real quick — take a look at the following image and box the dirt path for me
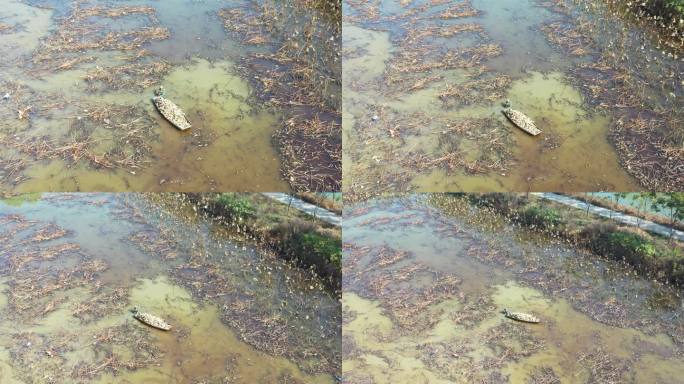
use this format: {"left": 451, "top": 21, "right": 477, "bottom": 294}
{"left": 261, "top": 193, "right": 341, "bottom": 226}
{"left": 534, "top": 193, "right": 684, "bottom": 241}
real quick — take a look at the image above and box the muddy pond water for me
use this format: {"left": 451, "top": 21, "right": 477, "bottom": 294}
{"left": 0, "top": 193, "right": 340, "bottom": 383}
{"left": 342, "top": 195, "right": 684, "bottom": 383}
{"left": 342, "top": 0, "right": 682, "bottom": 194}
{"left": 0, "top": 0, "right": 339, "bottom": 192}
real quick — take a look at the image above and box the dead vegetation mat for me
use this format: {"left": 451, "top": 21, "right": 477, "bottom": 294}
{"left": 122, "top": 198, "right": 341, "bottom": 377}
{"left": 28, "top": 2, "right": 171, "bottom": 87}
{"left": 219, "top": 0, "right": 342, "bottom": 191}
{"left": 342, "top": 0, "right": 516, "bottom": 200}
{"left": 0, "top": 80, "right": 157, "bottom": 188}
{"left": 537, "top": 0, "right": 684, "bottom": 190}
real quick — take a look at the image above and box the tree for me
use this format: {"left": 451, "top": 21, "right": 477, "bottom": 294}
{"left": 614, "top": 192, "right": 627, "bottom": 207}
{"left": 652, "top": 193, "right": 684, "bottom": 240}
{"left": 609, "top": 192, "right": 627, "bottom": 219}
{"left": 633, "top": 192, "right": 649, "bottom": 229}
{"left": 584, "top": 192, "right": 592, "bottom": 217}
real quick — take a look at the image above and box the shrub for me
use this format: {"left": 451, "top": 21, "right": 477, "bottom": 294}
{"left": 297, "top": 232, "right": 342, "bottom": 267}
{"left": 669, "top": 257, "right": 684, "bottom": 285}
{"left": 579, "top": 222, "right": 617, "bottom": 241}
{"left": 214, "top": 194, "right": 256, "bottom": 220}
{"left": 515, "top": 205, "right": 562, "bottom": 229}
{"left": 271, "top": 219, "right": 341, "bottom": 282}
{"left": 467, "top": 193, "right": 527, "bottom": 214}
{"left": 640, "top": 0, "right": 684, "bottom": 18}
{"left": 605, "top": 231, "right": 657, "bottom": 267}
{"left": 271, "top": 218, "right": 317, "bottom": 240}
{"left": 661, "top": 0, "right": 684, "bottom": 15}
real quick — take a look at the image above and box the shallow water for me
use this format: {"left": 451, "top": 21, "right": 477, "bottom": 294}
{"left": 341, "top": 0, "right": 680, "bottom": 193}
{"left": 342, "top": 196, "right": 684, "bottom": 383}
{"left": 413, "top": 71, "right": 637, "bottom": 191}
{"left": 0, "top": 193, "right": 339, "bottom": 382}
{"left": 0, "top": 0, "right": 337, "bottom": 192}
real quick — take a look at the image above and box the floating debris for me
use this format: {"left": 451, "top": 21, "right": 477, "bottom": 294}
{"left": 501, "top": 308, "right": 541, "bottom": 323}
{"left": 502, "top": 108, "right": 542, "bottom": 136}
{"left": 152, "top": 87, "right": 191, "bottom": 131}
{"left": 131, "top": 307, "right": 172, "bottom": 331}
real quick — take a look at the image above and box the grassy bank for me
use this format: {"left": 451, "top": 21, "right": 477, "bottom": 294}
{"left": 187, "top": 193, "right": 341, "bottom": 293}
{"left": 460, "top": 193, "right": 684, "bottom": 286}
{"left": 295, "top": 192, "right": 343, "bottom": 215}
{"left": 639, "top": 0, "right": 684, "bottom": 19}
{"left": 568, "top": 193, "right": 684, "bottom": 232}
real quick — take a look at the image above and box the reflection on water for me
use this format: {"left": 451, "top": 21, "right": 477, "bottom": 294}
{"left": 0, "top": 193, "right": 339, "bottom": 383}
{"left": 342, "top": 195, "right": 684, "bottom": 383}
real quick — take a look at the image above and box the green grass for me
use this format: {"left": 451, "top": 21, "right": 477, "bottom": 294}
{"left": 288, "top": 231, "right": 341, "bottom": 269}
{"left": 641, "top": 0, "right": 684, "bottom": 17}
{"left": 515, "top": 206, "right": 562, "bottom": 230}
{"left": 581, "top": 223, "right": 684, "bottom": 284}
{"left": 663, "top": 0, "right": 684, "bottom": 15}
{"left": 192, "top": 193, "right": 342, "bottom": 292}
{"left": 214, "top": 193, "right": 256, "bottom": 220}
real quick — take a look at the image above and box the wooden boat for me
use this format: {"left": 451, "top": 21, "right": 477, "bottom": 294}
{"left": 502, "top": 108, "right": 541, "bottom": 136}
{"left": 152, "top": 95, "right": 191, "bottom": 131}
{"left": 502, "top": 308, "right": 540, "bottom": 324}
{"left": 131, "top": 307, "right": 172, "bottom": 331}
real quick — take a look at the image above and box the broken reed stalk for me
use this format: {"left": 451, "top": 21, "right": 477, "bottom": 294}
{"left": 537, "top": 0, "right": 684, "bottom": 190}
{"left": 218, "top": 0, "right": 342, "bottom": 192}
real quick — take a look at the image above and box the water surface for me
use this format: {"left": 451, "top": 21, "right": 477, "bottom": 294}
{"left": 342, "top": 0, "right": 681, "bottom": 194}
{"left": 0, "top": 193, "right": 340, "bottom": 382}
{"left": 342, "top": 195, "right": 684, "bottom": 382}
{"left": 0, "top": 0, "right": 340, "bottom": 192}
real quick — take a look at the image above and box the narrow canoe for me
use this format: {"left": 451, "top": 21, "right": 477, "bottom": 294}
{"left": 502, "top": 108, "right": 541, "bottom": 136}
{"left": 502, "top": 309, "right": 540, "bottom": 324}
{"left": 152, "top": 96, "right": 191, "bottom": 131}
{"left": 133, "top": 311, "right": 172, "bottom": 331}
